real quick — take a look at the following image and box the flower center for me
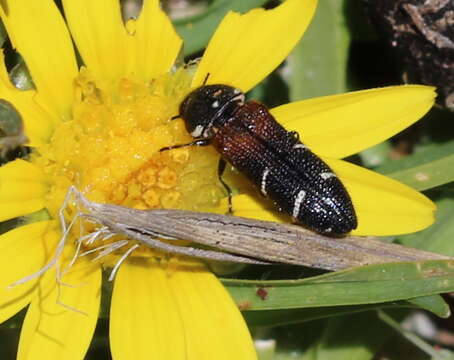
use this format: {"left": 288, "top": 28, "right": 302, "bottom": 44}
{"left": 31, "top": 67, "right": 227, "bottom": 258}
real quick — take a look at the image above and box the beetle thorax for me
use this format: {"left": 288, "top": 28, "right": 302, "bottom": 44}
{"left": 179, "top": 84, "right": 245, "bottom": 139}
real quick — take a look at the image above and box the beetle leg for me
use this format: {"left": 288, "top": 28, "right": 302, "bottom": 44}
{"left": 159, "top": 139, "right": 211, "bottom": 152}
{"left": 217, "top": 158, "right": 233, "bottom": 214}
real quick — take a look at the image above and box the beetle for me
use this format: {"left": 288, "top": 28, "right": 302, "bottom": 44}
{"left": 162, "top": 84, "right": 357, "bottom": 236}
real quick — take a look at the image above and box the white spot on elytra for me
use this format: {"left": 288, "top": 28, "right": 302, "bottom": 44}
{"left": 261, "top": 168, "right": 270, "bottom": 195}
{"left": 322, "top": 197, "right": 335, "bottom": 207}
{"left": 320, "top": 172, "right": 336, "bottom": 180}
{"left": 191, "top": 125, "right": 204, "bottom": 137}
{"left": 293, "top": 144, "right": 307, "bottom": 150}
{"left": 212, "top": 100, "right": 220, "bottom": 108}
{"left": 292, "top": 190, "right": 307, "bottom": 218}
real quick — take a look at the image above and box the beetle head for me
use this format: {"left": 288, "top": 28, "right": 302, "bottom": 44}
{"left": 179, "top": 84, "right": 245, "bottom": 138}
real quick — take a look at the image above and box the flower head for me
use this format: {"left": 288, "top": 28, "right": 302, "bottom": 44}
{"left": 0, "top": 0, "right": 435, "bottom": 359}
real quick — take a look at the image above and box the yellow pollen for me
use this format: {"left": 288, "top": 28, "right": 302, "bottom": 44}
{"left": 161, "top": 191, "right": 182, "bottom": 209}
{"left": 31, "top": 67, "right": 228, "bottom": 259}
{"left": 143, "top": 189, "right": 160, "bottom": 208}
{"left": 157, "top": 167, "right": 178, "bottom": 189}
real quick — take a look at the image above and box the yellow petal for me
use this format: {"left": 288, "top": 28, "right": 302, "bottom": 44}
{"left": 110, "top": 259, "right": 186, "bottom": 360}
{"left": 0, "top": 159, "right": 45, "bottom": 181}
{"left": 62, "top": 0, "right": 128, "bottom": 92}
{"left": 0, "top": 221, "right": 57, "bottom": 324}
{"left": 230, "top": 193, "right": 287, "bottom": 224}
{"left": 110, "top": 258, "right": 256, "bottom": 360}
{"left": 0, "top": 181, "right": 47, "bottom": 202}
{"left": 166, "top": 259, "right": 257, "bottom": 360}
{"left": 0, "top": 0, "right": 78, "bottom": 120}
{"left": 17, "top": 259, "right": 101, "bottom": 360}
{"left": 271, "top": 85, "right": 436, "bottom": 159}
{"left": 193, "top": 0, "right": 317, "bottom": 92}
{"left": 0, "top": 52, "right": 56, "bottom": 146}
{"left": 125, "top": 0, "right": 182, "bottom": 82}
{"left": 0, "top": 200, "right": 45, "bottom": 222}
{"left": 231, "top": 159, "right": 435, "bottom": 236}
{"left": 0, "top": 160, "right": 47, "bottom": 221}
{"left": 325, "top": 158, "right": 436, "bottom": 236}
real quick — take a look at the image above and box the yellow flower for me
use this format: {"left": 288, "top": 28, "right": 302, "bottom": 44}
{"left": 0, "top": 0, "right": 435, "bottom": 360}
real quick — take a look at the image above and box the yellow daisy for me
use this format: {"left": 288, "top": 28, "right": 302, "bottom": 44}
{"left": 0, "top": 0, "right": 436, "bottom": 359}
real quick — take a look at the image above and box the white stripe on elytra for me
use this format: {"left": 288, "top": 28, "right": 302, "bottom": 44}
{"left": 320, "top": 172, "right": 336, "bottom": 180}
{"left": 261, "top": 168, "right": 270, "bottom": 196}
{"left": 292, "top": 190, "right": 307, "bottom": 218}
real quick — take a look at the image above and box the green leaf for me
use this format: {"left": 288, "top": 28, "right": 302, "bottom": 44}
{"left": 378, "top": 141, "right": 454, "bottom": 261}
{"left": 377, "top": 311, "right": 450, "bottom": 359}
{"left": 174, "top": 0, "right": 267, "bottom": 56}
{"left": 376, "top": 140, "right": 454, "bottom": 191}
{"left": 288, "top": 0, "right": 350, "bottom": 101}
{"left": 244, "top": 296, "right": 449, "bottom": 328}
{"left": 377, "top": 140, "right": 454, "bottom": 175}
{"left": 244, "top": 303, "right": 413, "bottom": 327}
{"left": 311, "top": 312, "right": 391, "bottom": 360}
{"left": 359, "top": 141, "right": 393, "bottom": 168}
{"left": 224, "top": 260, "right": 454, "bottom": 310}
{"left": 386, "top": 154, "right": 454, "bottom": 191}
{"left": 408, "top": 295, "right": 450, "bottom": 318}
{"left": 398, "top": 196, "right": 454, "bottom": 257}
{"left": 273, "top": 321, "right": 325, "bottom": 360}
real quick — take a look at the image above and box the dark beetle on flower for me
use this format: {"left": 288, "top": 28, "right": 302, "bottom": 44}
{"left": 163, "top": 83, "right": 357, "bottom": 236}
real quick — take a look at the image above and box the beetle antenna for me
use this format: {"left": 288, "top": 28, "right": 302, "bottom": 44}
{"left": 170, "top": 114, "right": 180, "bottom": 120}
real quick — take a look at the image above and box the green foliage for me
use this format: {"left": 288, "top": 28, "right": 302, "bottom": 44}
{"left": 225, "top": 260, "right": 454, "bottom": 314}
{"left": 288, "top": 0, "right": 350, "bottom": 101}
{"left": 174, "top": 0, "right": 268, "bottom": 56}
{"left": 2, "top": 0, "right": 454, "bottom": 359}
{"left": 211, "top": 0, "right": 454, "bottom": 358}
